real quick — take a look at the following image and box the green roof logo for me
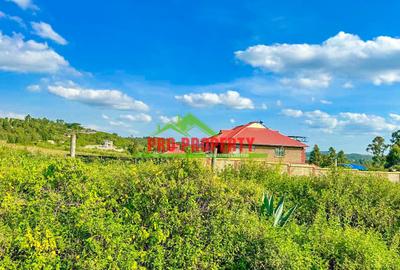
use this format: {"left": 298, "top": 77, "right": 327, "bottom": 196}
{"left": 153, "top": 113, "right": 217, "bottom": 137}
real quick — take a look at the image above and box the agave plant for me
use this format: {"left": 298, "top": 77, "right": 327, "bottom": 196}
{"left": 260, "top": 193, "right": 297, "bottom": 227}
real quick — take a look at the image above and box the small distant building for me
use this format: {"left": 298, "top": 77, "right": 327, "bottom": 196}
{"left": 103, "top": 140, "right": 114, "bottom": 149}
{"left": 84, "top": 140, "right": 123, "bottom": 152}
{"left": 210, "top": 121, "right": 308, "bottom": 164}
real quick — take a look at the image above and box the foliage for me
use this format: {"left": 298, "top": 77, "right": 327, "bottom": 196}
{"left": 0, "top": 115, "right": 148, "bottom": 152}
{"left": 391, "top": 130, "right": 400, "bottom": 145}
{"left": 366, "top": 136, "right": 388, "bottom": 169}
{"left": 0, "top": 149, "right": 400, "bottom": 269}
{"left": 260, "top": 193, "right": 297, "bottom": 227}
{"left": 321, "top": 147, "right": 337, "bottom": 167}
{"left": 337, "top": 150, "right": 348, "bottom": 164}
{"left": 309, "top": 145, "right": 349, "bottom": 168}
{"left": 308, "top": 144, "right": 323, "bottom": 166}
{"left": 386, "top": 144, "right": 400, "bottom": 169}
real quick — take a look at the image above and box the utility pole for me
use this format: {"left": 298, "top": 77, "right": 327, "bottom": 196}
{"left": 70, "top": 133, "right": 76, "bottom": 158}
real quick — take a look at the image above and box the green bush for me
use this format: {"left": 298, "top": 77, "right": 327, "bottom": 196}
{"left": 0, "top": 149, "right": 399, "bottom": 269}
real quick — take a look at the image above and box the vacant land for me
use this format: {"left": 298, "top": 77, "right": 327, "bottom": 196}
{"left": 0, "top": 147, "right": 399, "bottom": 269}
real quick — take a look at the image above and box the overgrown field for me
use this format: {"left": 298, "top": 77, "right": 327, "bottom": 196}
{"left": 0, "top": 147, "right": 400, "bottom": 269}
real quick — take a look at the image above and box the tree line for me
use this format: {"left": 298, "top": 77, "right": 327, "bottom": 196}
{"left": 0, "top": 115, "right": 147, "bottom": 151}
{"left": 365, "top": 131, "right": 400, "bottom": 170}
{"left": 308, "top": 145, "right": 348, "bottom": 167}
{"left": 308, "top": 130, "right": 400, "bottom": 170}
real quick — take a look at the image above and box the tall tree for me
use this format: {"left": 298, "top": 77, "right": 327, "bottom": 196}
{"left": 391, "top": 130, "right": 400, "bottom": 145}
{"left": 309, "top": 144, "right": 323, "bottom": 166}
{"left": 386, "top": 144, "right": 400, "bottom": 168}
{"left": 337, "top": 150, "right": 348, "bottom": 164}
{"left": 366, "top": 136, "right": 387, "bottom": 168}
{"left": 322, "top": 147, "right": 337, "bottom": 167}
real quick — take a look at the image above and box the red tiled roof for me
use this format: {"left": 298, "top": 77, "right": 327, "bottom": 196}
{"left": 164, "top": 143, "right": 185, "bottom": 154}
{"left": 211, "top": 122, "right": 307, "bottom": 148}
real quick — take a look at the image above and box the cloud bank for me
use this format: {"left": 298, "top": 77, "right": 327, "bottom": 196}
{"left": 6, "top": 0, "right": 38, "bottom": 10}
{"left": 31, "top": 22, "right": 68, "bottom": 45}
{"left": 48, "top": 83, "right": 149, "bottom": 111}
{"left": 236, "top": 32, "right": 400, "bottom": 88}
{"left": 0, "top": 32, "right": 69, "bottom": 73}
{"left": 282, "top": 109, "right": 398, "bottom": 134}
{"left": 175, "top": 90, "right": 254, "bottom": 109}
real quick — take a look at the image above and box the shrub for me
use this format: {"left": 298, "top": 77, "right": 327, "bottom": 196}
{"left": 0, "top": 149, "right": 399, "bottom": 269}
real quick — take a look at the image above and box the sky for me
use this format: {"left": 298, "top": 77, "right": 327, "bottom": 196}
{"left": 2, "top": 0, "right": 400, "bottom": 153}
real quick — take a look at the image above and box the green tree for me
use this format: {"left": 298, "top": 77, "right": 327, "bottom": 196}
{"left": 390, "top": 130, "right": 400, "bottom": 145}
{"left": 366, "top": 136, "right": 387, "bottom": 168}
{"left": 309, "top": 144, "right": 323, "bottom": 166}
{"left": 337, "top": 150, "right": 348, "bottom": 164}
{"left": 386, "top": 144, "right": 400, "bottom": 168}
{"left": 322, "top": 147, "right": 337, "bottom": 167}
{"left": 127, "top": 142, "right": 140, "bottom": 155}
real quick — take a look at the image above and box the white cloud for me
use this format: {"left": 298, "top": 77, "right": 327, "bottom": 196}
{"left": 119, "top": 113, "right": 152, "bottom": 123}
{"left": 47, "top": 83, "right": 149, "bottom": 111}
{"left": 109, "top": 120, "right": 130, "bottom": 128}
{"left": 0, "top": 11, "right": 25, "bottom": 27}
{"left": 6, "top": 0, "right": 38, "bottom": 10}
{"left": 280, "top": 73, "right": 332, "bottom": 89}
{"left": 236, "top": 31, "right": 400, "bottom": 87}
{"left": 276, "top": 100, "right": 282, "bottom": 106}
{"left": 260, "top": 103, "right": 268, "bottom": 110}
{"left": 101, "top": 113, "right": 151, "bottom": 129}
{"left": 0, "top": 111, "right": 26, "bottom": 119}
{"left": 0, "top": 32, "right": 69, "bottom": 73}
{"left": 283, "top": 109, "right": 398, "bottom": 134}
{"left": 175, "top": 90, "right": 254, "bottom": 109}
{"left": 159, "top": 115, "right": 179, "bottom": 124}
{"left": 390, "top": 113, "right": 400, "bottom": 122}
{"left": 230, "top": 118, "right": 236, "bottom": 124}
{"left": 282, "top": 109, "right": 303, "bottom": 118}
{"left": 302, "top": 110, "right": 340, "bottom": 133}
{"left": 320, "top": 99, "right": 332, "bottom": 105}
{"left": 26, "top": 84, "right": 41, "bottom": 92}
{"left": 342, "top": 82, "right": 354, "bottom": 89}
{"left": 31, "top": 22, "right": 67, "bottom": 45}
{"left": 339, "top": 112, "right": 397, "bottom": 132}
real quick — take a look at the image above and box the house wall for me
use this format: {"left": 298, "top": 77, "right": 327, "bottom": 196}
{"left": 236, "top": 145, "right": 305, "bottom": 164}
{"left": 203, "top": 159, "right": 400, "bottom": 184}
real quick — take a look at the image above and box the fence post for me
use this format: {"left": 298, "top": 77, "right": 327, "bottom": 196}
{"left": 70, "top": 133, "right": 76, "bottom": 158}
{"left": 211, "top": 147, "right": 218, "bottom": 171}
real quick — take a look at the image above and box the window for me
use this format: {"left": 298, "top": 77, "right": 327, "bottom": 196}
{"left": 235, "top": 144, "right": 241, "bottom": 153}
{"left": 275, "top": 147, "right": 285, "bottom": 157}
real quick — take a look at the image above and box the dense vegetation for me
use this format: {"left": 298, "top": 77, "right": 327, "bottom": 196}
{"left": 0, "top": 147, "right": 399, "bottom": 269}
{"left": 0, "top": 115, "right": 147, "bottom": 152}
{"left": 308, "top": 146, "right": 350, "bottom": 167}
{"left": 307, "top": 148, "right": 372, "bottom": 167}
{"left": 365, "top": 131, "right": 400, "bottom": 170}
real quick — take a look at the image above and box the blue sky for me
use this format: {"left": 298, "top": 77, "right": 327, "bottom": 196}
{"left": 2, "top": 0, "right": 400, "bottom": 153}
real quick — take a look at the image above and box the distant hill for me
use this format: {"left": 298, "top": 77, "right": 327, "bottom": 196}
{"left": 345, "top": 153, "right": 372, "bottom": 163}
{"left": 306, "top": 151, "right": 372, "bottom": 164}
{"left": 0, "top": 115, "right": 146, "bottom": 151}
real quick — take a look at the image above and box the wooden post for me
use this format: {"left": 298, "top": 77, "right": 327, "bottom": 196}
{"left": 211, "top": 146, "right": 218, "bottom": 171}
{"left": 70, "top": 133, "right": 76, "bottom": 158}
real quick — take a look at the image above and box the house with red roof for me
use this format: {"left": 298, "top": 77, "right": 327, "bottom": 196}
{"left": 210, "top": 121, "right": 308, "bottom": 164}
